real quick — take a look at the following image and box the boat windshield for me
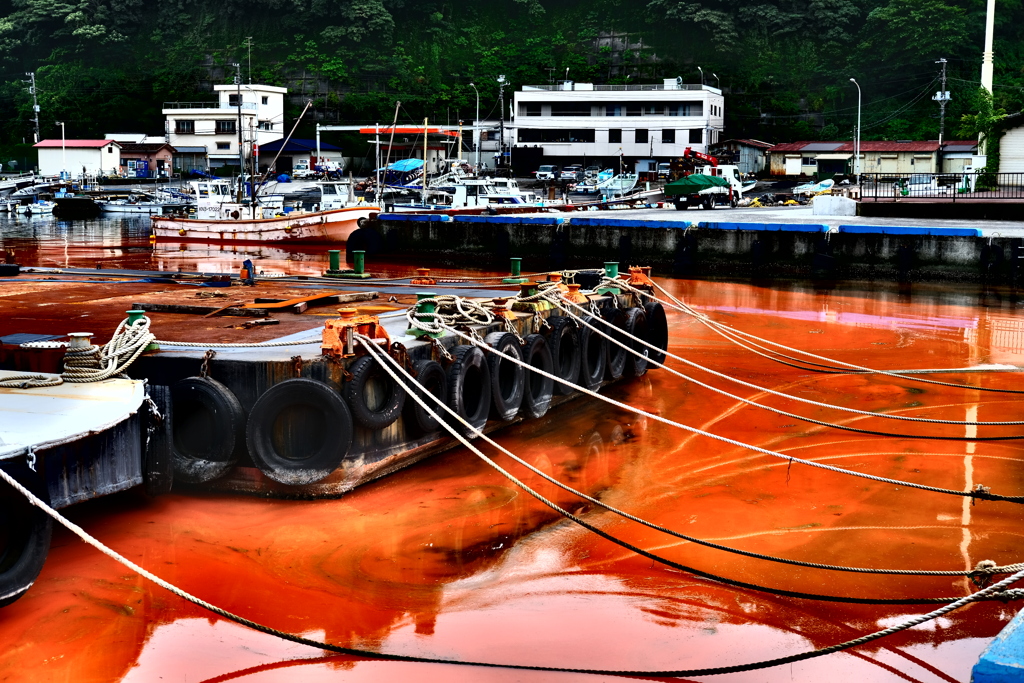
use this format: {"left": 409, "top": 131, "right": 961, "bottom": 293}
{"left": 321, "top": 185, "right": 338, "bottom": 195}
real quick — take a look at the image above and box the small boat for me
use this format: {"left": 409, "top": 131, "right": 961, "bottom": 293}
{"left": 595, "top": 172, "right": 639, "bottom": 198}
{"left": 97, "top": 194, "right": 192, "bottom": 215}
{"left": 17, "top": 200, "right": 55, "bottom": 215}
{"left": 151, "top": 179, "right": 379, "bottom": 243}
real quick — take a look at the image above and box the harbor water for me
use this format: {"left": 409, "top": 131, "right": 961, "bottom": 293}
{"left": 1, "top": 213, "right": 1023, "bottom": 681}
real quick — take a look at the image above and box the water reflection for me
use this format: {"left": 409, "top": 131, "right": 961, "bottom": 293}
{"left": 2, "top": 227, "right": 1024, "bottom": 682}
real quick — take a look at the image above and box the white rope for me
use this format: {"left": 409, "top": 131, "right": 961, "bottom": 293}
{"left": 434, "top": 320, "right": 1024, "bottom": 503}
{"left": 0, "top": 317, "right": 156, "bottom": 389}
{"left": 578, "top": 282, "right": 1024, "bottom": 427}
{"left": 358, "top": 334, "right": 1024, "bottom": 579}
{"left": 648, "top": 279, "right": 1024, "bottom": 392}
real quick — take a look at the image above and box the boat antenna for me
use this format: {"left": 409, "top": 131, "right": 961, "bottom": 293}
{"left": 253, "top": 99, "right": 312, "bottom": 199}
{"left": 378, "top": 99, "right": 402, "bottom": 206}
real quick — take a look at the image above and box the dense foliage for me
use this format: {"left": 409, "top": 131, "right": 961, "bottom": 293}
{"left": 0, "top": 0, "right": 1020, "bottom": 153}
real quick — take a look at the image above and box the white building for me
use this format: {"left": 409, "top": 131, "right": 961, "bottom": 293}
{"left": 163, "top": 84, "right": 286, "bottom": 169}
{"left": 512, "top": 79, "right": 724, "bottom": 167}
{"left": 33, "top": 139, "right": 121, "bottom": 177}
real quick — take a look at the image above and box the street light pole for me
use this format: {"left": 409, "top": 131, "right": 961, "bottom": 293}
{"left": 697, "top": 66, "right": 704, "bottom": 86}
{"left": 849, "top": 78, "right": 861, "bottom": 179}
{"left": 55, "top": 121, "right": 65, "bottom": 178}
{"left": 469, "top": 82, "right": 480, "bottom": 172}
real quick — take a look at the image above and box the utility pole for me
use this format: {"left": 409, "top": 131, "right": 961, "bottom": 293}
{"left": 245, "top": 37, "right": 253, "bottom": 84}
{"left": 25, "top": 72, "right": 39, "bottom": 144}
{"left": 979, "top": 0, "right": 996, "bottom": 159}
{"left": 234, "top": 63, "right": 244, "bottom": 201}
{"left": 497, "top": 75, "right": 507, "bottom": 170}
{"left": 933, "top": 59, "right": 951, "bottom": 173}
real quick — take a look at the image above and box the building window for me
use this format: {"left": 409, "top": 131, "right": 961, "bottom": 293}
{"left": 522, "top": 103, "right": 542, "bottom": 116}
{"left": 642, "top": 105, "right": 661, "bottom": 115}
{"left": 107, "top": 146, "right": 114, "bottom": 153}
{"left": 609, "top": 129, "right": 622, "bottom": 144}
{"left": 688, "top": 129, "right": 703, "bottom": 144}
{"left": 217, "top": 142, "right": 230, "bottom": 150}
{"left": 802, "top": 157, "right": 815, "bottom": 166}
{"left": 670, "top": 103, "right": 703, "bottom": 117}
{"left": 261, "top": 96, "right": 269, "bottom": 105}
{"left": 228, "top": 94, "right": 240, "bottom": 106}
{"left": 216, "top": 120, "right": 236, "bottom": 133}
{"left": 626, "top": 105, "right": 642, "bottom": 117}
{"left": 175, "top": 120, "right": 194, "bottom": 134}
{"left": 516, "top": 129, "right": 595, "bottom": 143}
{"left": 662, "top": 129, "right": 676, "bottom": 144}
{"left": 259, "top": 121, "right": 273, "bottom": 131}
{"left": 606, "top": 105, "right": 622, "bottom": 117}
{"left": 635, "top": 129, "right": 648, "bottom": 144}
{"left": 550, "top": 103, "right": 591, "bottom": 117}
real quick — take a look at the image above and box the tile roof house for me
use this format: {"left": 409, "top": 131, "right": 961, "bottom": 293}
{"left": 767, "top": 140, "right": 977, "bottom": 176}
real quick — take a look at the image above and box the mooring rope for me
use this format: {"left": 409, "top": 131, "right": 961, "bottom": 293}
{"left": 539, "top": 292, "right": 1024, "bottom": 442}
{"left": 426, "top": 319, "right": 1024, "bottom": 505}
{"left": 0, "top": 317, "right": 156, "bottom": 389}
{"left": 1, "top": 462, "right": 1019, "bottom": 677}
{"left": 361, "top": 334, "right": 1023, "bottom": 580}
{"left": 644, "top": 279, "right": 1024, "bottom": 395}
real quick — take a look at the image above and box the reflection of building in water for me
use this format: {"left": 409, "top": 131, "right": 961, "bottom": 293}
{"left": 965, "top": 313, "right": 1024, "bottom": 365}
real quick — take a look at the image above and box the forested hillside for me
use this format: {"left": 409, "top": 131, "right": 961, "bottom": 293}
{"left": 0, "top": 0, "right": 1019, "bottom": 149}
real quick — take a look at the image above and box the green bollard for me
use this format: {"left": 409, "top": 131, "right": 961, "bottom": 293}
{"left": 324, "top": 248, "right": 372, "bottom": 279}
{"left": 408, "top": 291, "right": 442, "bottom": 338}
{"left": 126, "top": 309, "right": 159, "bottom": 351}
{"left": 598, "top": 261, "right": 621, "bottom": 295}
{"left": 502, "top": 257, "right": 529, "bottom": 284}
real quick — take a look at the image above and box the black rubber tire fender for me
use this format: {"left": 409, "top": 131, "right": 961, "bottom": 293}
{"left": 170, "top": 376, "right": 244, "bottom": 484}
{"left": 599, "top": 307, "right": 629, "bottom": 381}
{"left": 483, "top": 332, "right": 526, "bottom": 421}
{"left": 622, "top": 307, "right": 650, "bottom": 377}
{"left": 342, "top": 355, "right": 406, "bottom": 430}
{"left": 546, "top": 316, "right": 581, "bottom": 396}
{"left": 520, "top": 333, "right": 554, "bottom": 419}
{"left": 643, "top": 301, "right": 669, "bottom": 367}
{"left": 445, "top": 345, "right": 491, "bottom": 436}
{"left": 405, "top": 359, "right": 448, "bottom": 433}
{"left": 246, "top": 378, "right": 354, "bottom": 486}
{"left": 578, "top": 315, "right": 607, "bottom": 391}
{"left": 0, "top": 467, "right": 53, "bottom": 608}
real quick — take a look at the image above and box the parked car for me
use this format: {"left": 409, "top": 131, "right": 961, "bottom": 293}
{"left": 562, "top": 164, "right": 584, "bottom": 182}
{"left": 657, "top": 162, "right": 672, "bottom": 180}
{"left": 894, "top": 174, "right": 950, "bottom": 196}
{"left": 534, "top": 164, "right": 560, "bottom": 181}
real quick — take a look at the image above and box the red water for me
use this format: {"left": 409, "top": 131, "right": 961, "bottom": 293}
{"left": 2, "top": 217, "right": 1024, "bottom": 682}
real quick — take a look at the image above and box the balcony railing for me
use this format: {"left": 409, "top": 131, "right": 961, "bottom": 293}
{"left": 163, "top": 101, "right": 257, "bottom": 110}
{"left": 861, "top": 172, "right": 1024, "bottom": 201}
{"left": 523, "top": 84, "right": 711, "bottom": 92}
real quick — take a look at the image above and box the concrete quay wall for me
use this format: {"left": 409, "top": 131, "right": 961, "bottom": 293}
{"left": 363, "top": 214, "right": 1017, "bottom": 283}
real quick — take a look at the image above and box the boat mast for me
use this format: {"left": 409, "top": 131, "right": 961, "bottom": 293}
{"left": 235, "top": 63, "right": 244, "bottom": 203}
{"left": 422, "top": 117, "right": 428, "bottom": 207}
{"left": 380, "top": 100, "right": 402, "bottom": 206}
{"left": 374, "top": 123, "right": 381, "bottom": 206}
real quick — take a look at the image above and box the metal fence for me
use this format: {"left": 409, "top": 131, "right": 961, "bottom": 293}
{"left": 861, "top": 172, "right": 1024, "bottom": 201}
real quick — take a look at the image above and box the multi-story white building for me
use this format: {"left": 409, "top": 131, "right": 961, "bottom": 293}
{"left": 162, "top": 84, "right": 286, "bottom": 169}
{"left": 512, "top": 79, "right": 724, "bottom": 167}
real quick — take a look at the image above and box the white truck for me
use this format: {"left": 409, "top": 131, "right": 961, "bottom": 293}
{"left": 665, "top": 164, "right": 752, "bottom": 210}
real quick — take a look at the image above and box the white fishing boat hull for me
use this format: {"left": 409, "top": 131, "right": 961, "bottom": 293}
{"left": 99, "top": 202, "right": 186, "bottom": 215}
{"left": 151, "top": 206, "right": 380, "bottom": 243}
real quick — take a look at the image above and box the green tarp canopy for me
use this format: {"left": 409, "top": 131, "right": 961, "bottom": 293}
{"left": 664, "top": 173, "right": 731, "bottom": 196}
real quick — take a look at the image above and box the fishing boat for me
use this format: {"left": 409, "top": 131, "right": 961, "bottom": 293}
{"left": 16, "top": 200, "right": 55, "bottom": 215}
{"left": 151, "top": 179, "right": 379, "bottom": 243}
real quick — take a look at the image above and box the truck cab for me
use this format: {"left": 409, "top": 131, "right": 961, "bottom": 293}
{"left": 696, "top": 165, "right": 749, "bottom": 197}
